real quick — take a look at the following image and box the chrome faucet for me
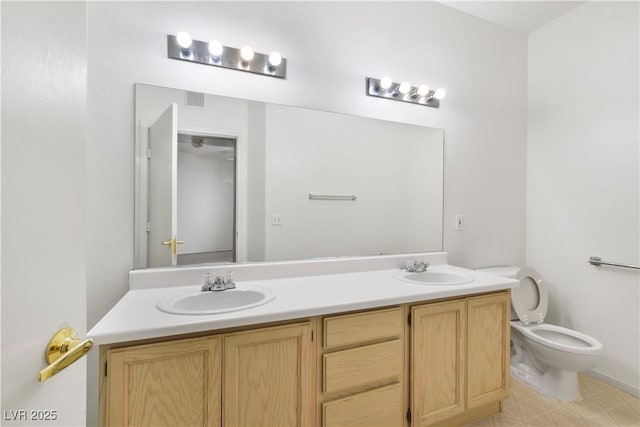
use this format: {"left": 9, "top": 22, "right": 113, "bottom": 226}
{"left": 211, "top": 276, "right": 226, "bottom": 291}
{"left": 201, "top": 272, "right": 236, "bottom": 291}
{"left": 403, "top": 260, "right": 429, "bottom": 273}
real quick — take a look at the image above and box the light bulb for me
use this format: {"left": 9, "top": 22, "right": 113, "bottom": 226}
{"left": 398, "top": 82, "right": 411, "bottom": 95}
{"left": 380, "top": 77, "right": 393, "bottom": 90}
{"left": 240, "top": 46, "right": 254, "bottom": 62}
{"left": 434, "top": 88, "right": 446, "bottom": 100}
{"left": 176, "top": 32, "right": 192, "bottom": 50}
{"left": 268, "top": 52, "right": 282, "bottom": 67}
{"left": 417, "top": 85, "right": 430, "bottom": 97}
{"left": 208, "top": 40, "right": 223, "bottom": 57}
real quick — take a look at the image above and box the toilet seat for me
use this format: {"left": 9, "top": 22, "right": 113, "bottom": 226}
{"left": 512, "top": 267, "right": 548, "bottom": 325}
{"left": 511, "top": 321, "right": 603, "bottom": 355}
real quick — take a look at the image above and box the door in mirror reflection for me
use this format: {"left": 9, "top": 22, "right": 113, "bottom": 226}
{"left": 147, "top": 103, "right": 177, "bottom": 267}
{"left": 144, "top": 103, "right": 237, "bottom": 268}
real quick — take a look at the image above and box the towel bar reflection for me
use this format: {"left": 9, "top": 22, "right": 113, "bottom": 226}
{"left": 588, "top": 256, "right": 640, "bottom": 270}
{"left": 308, "top": 193, "right": 357, "bottom": 201}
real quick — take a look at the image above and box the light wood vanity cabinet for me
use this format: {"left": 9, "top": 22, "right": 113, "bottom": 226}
{"left": 466, "top": 293, "right": 511, "bottom": 408}
{"left": 223, "top": 323, "right": 314, "bottom": 427}
{"left": 411, "top": 292, "right": 511, "bottom": 427}
{"left": 411, "top": 300, "right": 467, "bottom": 425}
{"left": 100, "top": 291, "right": 510, "bottom": 427}
{"left": 102, "top": 323, "right": 314, "bottom": 427}
{"left": 319, "top": 307, "right": 405, "bottom": 427}
{"left": 104, "top": 336, "right": 222, "bottom": 427}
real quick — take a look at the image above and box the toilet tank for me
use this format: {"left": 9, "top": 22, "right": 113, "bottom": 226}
{"left": 475, "top": 266, "right": 520, "bottom": 279}
{"left": 476, "top": 266, "right": 521, "bottom": 320}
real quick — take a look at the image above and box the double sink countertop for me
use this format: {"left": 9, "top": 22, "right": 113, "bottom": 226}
{"left": 89, "top": 254, "right": 519, "bottom": 345}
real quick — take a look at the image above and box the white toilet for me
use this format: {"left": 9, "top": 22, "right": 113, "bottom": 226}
{"left": 477, "top": 266, "right": 603, "bottom": 402}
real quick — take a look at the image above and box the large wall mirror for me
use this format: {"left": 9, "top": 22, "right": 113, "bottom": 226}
{"left": 134, "top": 83, "right": 444, "bottom": 269}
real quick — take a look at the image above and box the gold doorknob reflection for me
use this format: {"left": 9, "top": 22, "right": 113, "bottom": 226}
{"left": 162, "top": 237, "right": 184, "bottom": 257}
{"left": 161, "top": 240, "right": 185, "bottom": 245}
{"left": 38, "top": 327, "right": 93, "bottom": 382}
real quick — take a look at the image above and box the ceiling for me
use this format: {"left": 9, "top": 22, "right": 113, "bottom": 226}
{"left": 438, "top": 1, "right": 584, "bottom": 33}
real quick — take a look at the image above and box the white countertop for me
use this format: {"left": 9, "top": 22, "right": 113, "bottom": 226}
{"left": 88, "top": 263, "right": 518, "bottom": 345}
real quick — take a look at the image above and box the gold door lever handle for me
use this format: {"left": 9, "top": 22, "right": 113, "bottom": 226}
{"left": 37, "top": 327, "right": 93, "bottom": 382}
{"left": 162, "top": 239, "right": 184, "bottom": 245}
{"left": 162, "top": 238, "right": 185, "bottom": 258}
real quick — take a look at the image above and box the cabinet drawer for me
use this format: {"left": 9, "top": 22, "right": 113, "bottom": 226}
{"left": 323, "top": 307, "right": 402, "bottom": 349}
{"left": 323, "top": 339, "right": 402, "bottom": 394}
{"left": 323, "top": 383, "right": 403, "bottom": 427}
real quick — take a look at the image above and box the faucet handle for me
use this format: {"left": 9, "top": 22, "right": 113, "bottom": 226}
{"left": 417, "top": 261, "right": 429, "bottom": 272}
{"left": 403, "top": 260, "right": 418, "bottom": 271}
{"left": 403, "top": 260, "right": 429, "bottom": 272}
{"left": 224, "top": 272, "right": 236, "bottom": 289}
{"left": 201, "top": 273, "right": 213, "bottom": 291}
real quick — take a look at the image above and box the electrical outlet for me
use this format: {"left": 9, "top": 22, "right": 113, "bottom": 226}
{"left": 271, "top": 215, "right": 282, "bottom": 225}
{"left": 455, "top": 215, "right": 464, "bottom": 231}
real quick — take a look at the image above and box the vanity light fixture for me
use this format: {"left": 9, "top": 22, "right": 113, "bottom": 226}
{"left": 176, "top": 31, "right": 193, "bottom": 55}
{"left": 266, "top": 52, "right": 282, "bottom": 73}
{"left": 416, "top": 85, "right": 430, "bottom": 97}
{"left": 208, "top": 40, "right": 224, "bottom": 62}
{"left": 398, "top": 82, "right": 411, "bottom": 95}
{"left": 433, "top": 88, "right": 446, "bottom": 100}
{"left": 268, "top": 52, "right": 282, "bottom": 67}
{"left": 373, "top": 76, "right": 393, "bottom": 93}
{"left": 239, "top": 45, "right": 254, "bottom": 69}
{"left": 366, "top": 77, "right": 445, "bottom": 108}
{"left": 240, "top": 46, "right": 254, "bottom": 62}
{"left": 167, "top": 34, "right": 287, "bottom": 79}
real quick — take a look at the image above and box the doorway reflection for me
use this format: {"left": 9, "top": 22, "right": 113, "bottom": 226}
{"left": 176, "top": 133, "right": 236, "bottom": 265}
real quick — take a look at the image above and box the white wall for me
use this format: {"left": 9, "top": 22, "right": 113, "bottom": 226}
{"left": 527, "top": 2, "right": 639, "bottom": 393}
{"left": 87, "top": 2, "right": 527, "bottom": 423}
{"left": 1, "top": 2, "right": 88, "bottom": 425}
{"left": 263, "top": 104, "right": 443, "bottom": 260}
{"left": 177, "top": 151, "right": 234, "bottom": 254}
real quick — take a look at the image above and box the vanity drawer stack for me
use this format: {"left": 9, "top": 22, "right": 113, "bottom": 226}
{"left": 318, "top": 307, "right": 405, "bottom": 427}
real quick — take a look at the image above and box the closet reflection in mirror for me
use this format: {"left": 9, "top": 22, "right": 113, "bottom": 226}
{"left": 134, "top": 83, "right": 444, "bottom": 269}
{"left": 177, "top": 133, "right": 236, "bottom": 265}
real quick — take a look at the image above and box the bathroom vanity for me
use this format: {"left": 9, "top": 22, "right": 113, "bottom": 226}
{"left": 90, "top": 255, "right": 517, "bottom": 427}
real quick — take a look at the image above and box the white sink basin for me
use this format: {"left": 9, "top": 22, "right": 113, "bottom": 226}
{"left": 157, "top": 285, "right": 275, "bottom": 315}
{"left": 393, "top": 269, "right": 474, "bottom": 286}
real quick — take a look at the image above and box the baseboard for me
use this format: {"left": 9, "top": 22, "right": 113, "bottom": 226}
{"left": 586, "top": 369, "right": 640, "bottom": 397}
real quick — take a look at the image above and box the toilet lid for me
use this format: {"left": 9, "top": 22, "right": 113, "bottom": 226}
{"left": 512, "top": 267, "right": 548, "bottom": 325}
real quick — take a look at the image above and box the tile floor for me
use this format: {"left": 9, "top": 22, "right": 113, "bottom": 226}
{"left": 470, "top": 374, "right": 640, "bottom": 426}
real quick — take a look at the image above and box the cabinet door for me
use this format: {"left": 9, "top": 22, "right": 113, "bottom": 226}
{"left": 411, "top": 300, "right": 466, "bottom": 426}
{"left": 106, "top": 336, "right": 221, "bottom": 427}
{"left": 223, "top": 322, "right": 314, "bottom": 427}
{"left": 467, "top": 293, "right": 510, "bottom": 408}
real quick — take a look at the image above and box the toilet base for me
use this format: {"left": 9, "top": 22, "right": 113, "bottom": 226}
{"left": 511, "top": 363, "right": 582, "bottom": 402}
